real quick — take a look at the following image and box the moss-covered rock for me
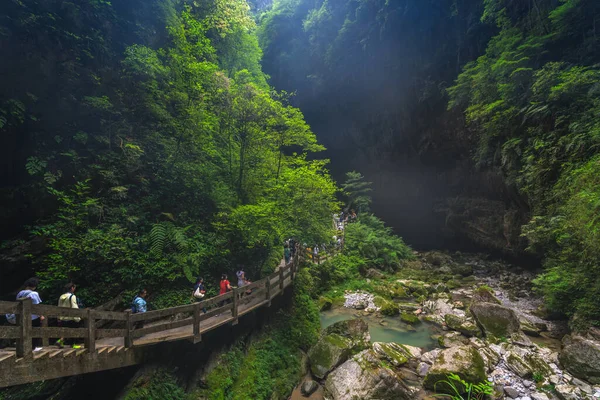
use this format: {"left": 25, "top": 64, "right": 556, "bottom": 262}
{"left": 318, "top": 296, "right": 333, "bottom": 311}
{"left": 559, "top": 334, "right": 600, "bottom": 384}
{"left": 519, "top": 318, "right": 541, "bottom": 337}
{"left": 470, "top": 302, "right": 520, "bottom": 338}
{"left": 444, "top": 314, "right": 482, "bottom": 338}
{"left": 423, "top": 346, "right": 487, "bottom": 393}
{"left": 400, "top": 312, "right": 421, "bottom": 325}
{"left": 325, "top": 349, "right": 413, "bottom": 400}
{"left": 307, "top": 319, "right": 370, "bottom": 379}
{"left": 471, "top": 285, "right": 501, "bottom": 304}
{"left": 372, "top": 342, "right": 422, "bottom": 367}
{"left": 373, "top": 296, "right": 399, "bottom": 316}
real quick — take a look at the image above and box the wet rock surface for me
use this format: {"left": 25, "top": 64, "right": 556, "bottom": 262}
{"left": 305, "top": 251, "right": 600, "bottom": 399}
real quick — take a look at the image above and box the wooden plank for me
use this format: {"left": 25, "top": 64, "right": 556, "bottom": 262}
{"left": 197, "top": 292, "right": 234, "bottom": 309}
{"left": 95, "top": 328, "right": 128, "bottom": 339}
{"left": 0, "top": 301, "right": 18, "bottom": 314}
{"left": 62, "top": 349, "right": 76, "bottom": 358}
{"left": 93, "top": 310, "right": 127, "bottom": 321}
{"left": 31, "top": 327, "right": 87, "bottom": 339}
{"left": 231, "top": 288, "right": 239, "bottom": 326}
{"left": 193, "top": 303, "right": 200, "bottom": 342}
{"left": 132, "top": 317, "right": 193, "bottom": 338}
{"left": 197, "top": 304, "right": 232, "bottom": 322}
{"left": 130, "top": 302, "right": 196, "bottom": 322}
{"left": 16, "top": 298, "right": 32, "bottom": 359}
{"left": 0, "top": 353, "right": 15, "bottom": 363}
{"left": 125, "top": 310, "right": 133, "bottom": 348}
{"left": 239, "top": 300, "right": 269, "bottom": 316}
{"left": 48, "top": 350, "right": 63, "bottom": 359}
{"left": 84, "top": 309, "right": 95, "bottom": 353}
{"left": 0, "top": 326, "right": 20, "bottom": 339}
{"left": 33, "top": 350, "right": 50, "bottom": 361}
{"left": 40, "top": 317, "right": 49, "bottom": 346}
{"left": 31, "top": 304, "right": 87, "bottom": 319}
{"left": 240, "top": 279, "right": 267, "bottom": 292}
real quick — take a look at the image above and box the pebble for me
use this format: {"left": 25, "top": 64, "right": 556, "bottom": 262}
{"left": 504, "top": 386, "right": 520, "bottom": 398}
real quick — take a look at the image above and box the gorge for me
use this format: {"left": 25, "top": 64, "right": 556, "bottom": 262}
{"left": 1, "top": 0, "right": 600, "bottom": 399}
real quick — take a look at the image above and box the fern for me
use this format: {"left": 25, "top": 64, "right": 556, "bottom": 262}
{"left": 150, "top": 222, "right": 168, "bottom": 255}
{"left": 433, "top": 373, "right": 494, "bottom": 400}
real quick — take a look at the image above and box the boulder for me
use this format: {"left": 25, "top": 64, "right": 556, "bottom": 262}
{"left": 400, "top": 312, "right": 420, "bottom": 325}
{"left": 373, "top": 296, "right": 399, "bottom": 316}
{"left": 505, "top": 347, "right": 552, "bottom": 379}
{"left": 444, "top": 314, "right": 482, "bottom": 338}
{"left": 301, "top": 380, "right": 319, "bottom": 397}
{"left": 559, "top": 334, "right": 600, "bottom": 384}
{"left": 471, "top": 286, "right": 502, "bottom": 305}
{"left": 308, "top": 319, "right": 370, "bottom": 379}
{"left": 372, "top": 342, "right": 421, "bottom": 367}
{"left": 554, "top": 384, "right": 582, "bottom": 400}
{"left": 318, "top": 296, "right": 333, "bottom": 311}
{"left": 438, "top": 331, "right": 469, "bottom": 348}
{"left": 423, "top": 346, "right": 487, "bottom": 393}
{"left": 520, "top": 317, "right": 541, "bottom": 337}
{"left": 470, "top": 303, "right": 521, "bottom": 339}
{"left": 325, "top": 349, "right": 412, "bottom": 400}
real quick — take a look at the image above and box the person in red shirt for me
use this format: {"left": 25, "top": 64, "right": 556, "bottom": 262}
{"left": 219, "top": 274, "right": 232, "bottom": 309}
{"left": 219, "top": 274, "right": 231, "bottom": 295}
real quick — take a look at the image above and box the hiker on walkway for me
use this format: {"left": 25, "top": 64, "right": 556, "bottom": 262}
{"left": 131, "top": 289, "right": 147, "bottom": 329}
{"left": 289, "top": 238, "right": 296, "bottom": 256}
{"left": 313, "top": 245, "right": 319, "bottom": 264}
{"left": 5, "top": 277, "right": 45, "bottom": 351}
{"left": 219, "top": 274, "right": 232, "bottom": 308}
{"left": 55, "top": 283, "right": 82, "bottom": 349}
{"left": 284, "top": 243, "right": 291, "bottom": 264}
{"left": 193, "top": 277, "right": 207, "bottom": 313}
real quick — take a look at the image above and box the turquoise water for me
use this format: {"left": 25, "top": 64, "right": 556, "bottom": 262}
{"left": 320, "top": 308, "right": 438, "bottom": 350}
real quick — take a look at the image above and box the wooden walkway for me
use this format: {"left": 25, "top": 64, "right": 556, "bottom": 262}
{"left": 0, "top": 256, "right": 299, "bottom": 388}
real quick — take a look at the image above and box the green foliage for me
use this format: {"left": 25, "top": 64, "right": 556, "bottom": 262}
{"left": 344, "top": 214, "right": 414, "bottom": 271}
{"left": 447, "top": 0, "right": 600, "bottom": 324}
{"left": 341, "top": 171, "right": 372, "bottom": 213}
{"left": 0, "top": 0, "right": 337, "bottom": 306}
{"left": 201, "top": 268, "right": 319, "bottom": 400}
{"left": 123, "top": 368, "right": 188, "bottom": 400}
{"left": 433, "top": 373, "right": 494, "bottom": 400}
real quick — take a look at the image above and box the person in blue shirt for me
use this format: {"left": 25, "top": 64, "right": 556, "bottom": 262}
{"left": 132, "top": 289, "right": 147, "bottom": 329}
{"left": 193, "top": 277, "right": 207, "bottom": 313}
{"left": 5, "top": 277, "right": 46, "bottom": 351}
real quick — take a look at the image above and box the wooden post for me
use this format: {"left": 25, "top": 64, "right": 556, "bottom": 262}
{"left": 193, "top": 303, "right": 201, "bottom": 342}
{"left": 265, "top": 279, "right": 271, "bottom": 307}
{"left": 231, "top": 289, "right": 238, "bottom": 326}
{"left": 125, "top": 310, "right": 133, "bottom": 348}
{"left": 84, "top": 309, "right": 96, "bottom": 353}
{"left": 41, "top": 316, "right": 49, "bottom": 347}
{"left": 16, "top": 298, "right": 32, "bottom": 359}
{"left": 279, "top": 266, "right": 284, "bottom": 291}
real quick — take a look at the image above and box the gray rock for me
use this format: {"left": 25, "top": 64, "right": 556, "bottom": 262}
{"left": 325, "top": 350, "right": 412, "bottom": 400}
{"left": 554, "top": 384, "right": 582, "bottom": 400}
{"left": 372, "top": 342, "right": 421, "bottom": 367}
{"left": 504, "top": 386, "right": 520, "bottom": 398}
{"left": 301, "top": 380, "right": 319, "bottom": 397}
{"left": 522, "top": 379, "right": 534, "bottom": 388}
{"left": 445, "top": 314, "right": 482, "bottom": 337}
{"left": 559, "top": 334, "right": 600, "bottom": 384}
{"left": 307, "top": 319, "right": 370, "bottom": 379}
{"left": 470, "top": 302, "right": 521, "bottom": 339}
{"left": 530, "top": 393, "right": 550, "bottom": 400}
{"left": 417, "top": 362, "right": 430, "bottom": 377}
{"left": 423, "top": 346, "right": 487, "bottom": 393}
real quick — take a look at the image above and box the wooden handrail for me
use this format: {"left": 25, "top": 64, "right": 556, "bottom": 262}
{"left": 0, "top": 253, "right": 303, "bottom": 359}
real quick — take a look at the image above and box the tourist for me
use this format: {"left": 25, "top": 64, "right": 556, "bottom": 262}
{"left": 284, "top": 243, "right": 291, "bottom": 264}
{"left": 313, "top": 245, "right": 319, "bottom": 264}
{"left": 193, "top": 277, "right": 207, "bottom": 313}
{"left": 219, "top": 274, "right": 232, "bottom": 308}
{"left": 5, "top": 277, "right": 46, "bottom": 351}
{"left": 55, "top": 283, "right": 82, "bottom": 349}
{"left": 131, "top": 289, "right": 147, "bottom": 329}
{"left": 289, "top": 238, "right": 296, "bottom": 256}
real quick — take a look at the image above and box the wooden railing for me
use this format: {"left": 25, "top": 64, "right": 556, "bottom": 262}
{"left": 0, "top": 254, "right": 299, "bottom": 360}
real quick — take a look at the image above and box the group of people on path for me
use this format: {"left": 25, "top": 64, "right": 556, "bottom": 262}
{"left": 4, "top": 278, "right": 85, "bottom": 351}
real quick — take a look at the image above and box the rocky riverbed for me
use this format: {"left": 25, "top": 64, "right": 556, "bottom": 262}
{"left": 293, "top": 251, "right": 600, "bottom": 400}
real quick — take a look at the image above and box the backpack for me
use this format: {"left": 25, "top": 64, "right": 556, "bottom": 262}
{"left": 69, "top": 293, "right": 84, "bottom": 308}
{"left": 131, "top": 296, "right": 139, "bottom": 313}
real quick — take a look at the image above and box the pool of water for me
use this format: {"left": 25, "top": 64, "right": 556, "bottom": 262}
{"left": 320, "top": 308, "right": 438, "bottom": 350}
